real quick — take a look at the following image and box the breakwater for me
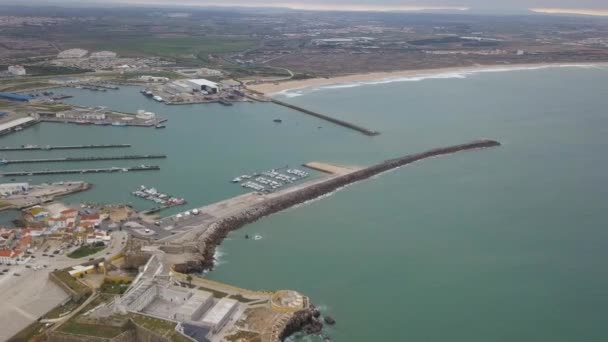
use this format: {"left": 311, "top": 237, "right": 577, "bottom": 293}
{"left": 0, "top": 165, "right": 160, "bottom": 177}
{"left": 270, "top": 99, "right": 380, "bottom": 136}
{"left": 176, "top": 139, "right": 500, "bottom": 272}
{"left": 2, "top": 154, "right": 166, "bottom": 165}
{"left": 0, "top": 144, "right": 131, "bottom": 151}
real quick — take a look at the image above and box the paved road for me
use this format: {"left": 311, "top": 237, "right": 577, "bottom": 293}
{"left": 0, "top": 231, "right": 126, "bottom": 341}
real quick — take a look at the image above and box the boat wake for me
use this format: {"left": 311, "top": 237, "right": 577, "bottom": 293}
{"left": 277, "top": 63, "right": 600, "bottom": 98}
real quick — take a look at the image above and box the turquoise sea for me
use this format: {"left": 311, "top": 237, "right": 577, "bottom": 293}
{"left": 1, "top": 65, "right": 607, "bottom": 341}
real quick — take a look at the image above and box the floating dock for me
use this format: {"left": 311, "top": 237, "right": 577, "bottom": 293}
{"left": 1, "top": 154, "right": 167, "bottom": 165}
{"left": 0, "top": 144, "right": 131, "bottom": 151}
{"left": 270, "top": 99, "right": 380, "bottom": 136}
{"left": 0, "top": 165, "right": 160, "bottom": 177}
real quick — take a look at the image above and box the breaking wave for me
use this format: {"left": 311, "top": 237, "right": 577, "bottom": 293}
{"left": 277, "top": 63, "right": 600, "bottom": 98}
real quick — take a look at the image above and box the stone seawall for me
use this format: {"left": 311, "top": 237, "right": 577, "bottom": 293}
{"left": 182, "top": 139, "right": 500, "bottom": 272}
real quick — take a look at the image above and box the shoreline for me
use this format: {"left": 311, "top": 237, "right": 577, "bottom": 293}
{"left": 247, "top": 62, "right": 607, "bottom": 95}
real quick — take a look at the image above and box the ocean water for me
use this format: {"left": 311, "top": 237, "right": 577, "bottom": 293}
{"left": 1, "top": 65, "right": 607, "bottom": 341}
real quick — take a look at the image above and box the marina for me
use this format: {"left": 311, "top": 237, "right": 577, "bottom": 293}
{"left": 232, "top": 167, "right": 309, "bottom": 193}
{"left": 0, "top": 154, "right": 167, "bottom": 165}
{"left": 0, "top": 144, "right": 131, "bottom": 151}
{"left": 0, "top": 165, "right": 160, "bottom": 177}
{"left": 132, "top": 185, "right": 187, "bottom": 212}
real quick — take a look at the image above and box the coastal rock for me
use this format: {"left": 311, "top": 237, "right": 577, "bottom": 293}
{"left": 324, "top": 316, "right": 336, "bottom": 325}
{"left": 173, "top": 260, "right": 205, "bottom": 274}
{"left": 279, "top": 308, "right": 324, "bottom": 341}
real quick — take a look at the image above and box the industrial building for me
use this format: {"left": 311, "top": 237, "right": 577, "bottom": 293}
{"left": 56, "top": 111, "right": 106, "bottom": 121}
{"left": 57, "top": 48, "right": 88, "bottom": 59}
{"left": 184, "top": 79, "right": 221, "bottom": 94}
{"left": 90, "top": 51, "right": 117, "bottom": 59}
{"left": 7, "top": 65, "right": 26, "bottom": 76}
{"left": 136, "top": 110, "right": 156, "bottom": 120}
{"left": 0, "top": 183, "right": 30, "bottom": 196}
{"left": 0, "top": 92, "right": 32, "bottom": 102}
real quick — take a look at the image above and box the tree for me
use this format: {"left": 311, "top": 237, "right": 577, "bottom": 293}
{"left": 186, "top": 274, "right": 193, "bottom": 287}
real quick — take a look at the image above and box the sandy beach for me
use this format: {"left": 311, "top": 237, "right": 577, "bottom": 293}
{"left": 247, "top": 62, "right": 606, "bottom": 95}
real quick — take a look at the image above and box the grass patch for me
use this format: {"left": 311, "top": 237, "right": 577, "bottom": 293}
{"left": 44, "top": 300, "right": 79, "bottom": 319}
{"left": 67, "top": 245, "right": 105, "bottom": 259}
{"left": 225, "top": 330, "right": 262, "bottom": 342}
{"left": 34, "top": 104, "right": 72, "bottom": 113}
{"left": 113, "top": 70, "right": 185, "bottom": 80}
{"left": 0, "top": 82, "right": 52, "bottom": 92}
{"left": 59, "top": 321, "right": 126, "bottom": 338}
{"left": 100, "top": 282, "right": 130, "bottom": 295}
{"left": 198, "top": 286, "right": 228, "bottom": 298}
{"left": 7, "top": 321, "right": 46, "bottom": 342}
{"left": 129, "top": 313, "right": 190, "bottom": 342}
{"left": 0, "top": 201, "right": 14, "bottom": 209}
{"left": 52, "top": 270, "right": 91, "bottom": 296}
{"left": 229, "top": 294, "right": 256, "bottom": 303}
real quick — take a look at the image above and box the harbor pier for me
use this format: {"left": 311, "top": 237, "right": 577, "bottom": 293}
{"left": 0, "top": 165, "right": 160, "bottom": 177}
{"left": 1, "top": 154, "right": 167, "bottom": 165}
{"left": 270, "top": 99, "right": 380, "bottom": 136}
{"left": 0, "top": 144, "right": 131, "bottom": 151}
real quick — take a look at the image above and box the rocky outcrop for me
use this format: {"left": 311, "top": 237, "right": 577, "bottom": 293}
{"left": 172, "top": 260, "right": 206, "bottom": 274}
{"left": 279, "top": 308, "right": 323, "bottom": 341}
{"left": 193, "top": 139, "right": 500, "bottom": 272}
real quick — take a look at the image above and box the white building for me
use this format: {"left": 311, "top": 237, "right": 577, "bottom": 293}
{"left": 90, "top": 51, "right": 117, "bottom": 59}
{"left": 197, "top": 68, "right": 223, "bottom": 77}
{"left": 136, "top": 110, "right": 156, "bottom": 120}
{"left": 139, "top": 75, "right": 169, "bottom": 83}
{"left": 57, "top": 49, "right": 89, "bottom": 59}
{"left": 7, "top": 65, "right": 26, "bottom": 76}
{"left": 200, "top": 298, "right": 238, "bottom": 333}
{"left": 0, "top": 182, "right": 29, "bottom": 195}
{"left": 56, "top": 112, "right": 106, "bottom": 120}
{"left": 0, "top": 249, "right": 23, "bottom": 264}
{"left": 184, "top": 79, "right": 220, "bottom": 94}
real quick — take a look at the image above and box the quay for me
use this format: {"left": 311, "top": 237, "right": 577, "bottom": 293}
{"left": 0, "top": 144, "right": 131, "bottom": 151}
{"left": 0, "top": 165, "right": 160, "bottom": 177}
{"left": 0, "top": 117, "right": 40, "bottom": 136}
{"left": 1, "top": 154, "right": 167, "bottom": 165}
{"left": 270, "top": 98, "right": 380, "bottom": 136}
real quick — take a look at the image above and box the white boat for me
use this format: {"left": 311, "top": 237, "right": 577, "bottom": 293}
{"left": 153, "top": 95, "right": 164, "bottom": 102}
{"left": 232, "top": 177, "right": 242, "bottom": 183}
{"left": 254, "top": 235, "right": 262, "bottom": 240}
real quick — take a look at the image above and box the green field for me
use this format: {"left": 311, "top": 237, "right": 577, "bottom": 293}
{"left": 59, "top": 321, "right": 126, "bottom": 338}
{"left": 67, "top": 245, "right": 105, "bottom": 259}
{"left": 129, "top": 313, "right": 191, "bottom": 342}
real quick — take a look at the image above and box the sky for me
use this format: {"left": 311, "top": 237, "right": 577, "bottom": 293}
{"left": 6, "top": 0, "right": 608, "bottom": 15}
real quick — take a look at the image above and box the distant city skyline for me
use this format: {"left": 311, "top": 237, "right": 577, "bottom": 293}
{"left": 3, "top": 0, "right": 608, "bottom": 16}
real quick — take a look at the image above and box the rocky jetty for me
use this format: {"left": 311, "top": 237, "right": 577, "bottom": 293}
{"left": 194, "top": 139, "right": 500, "bottom": 272}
